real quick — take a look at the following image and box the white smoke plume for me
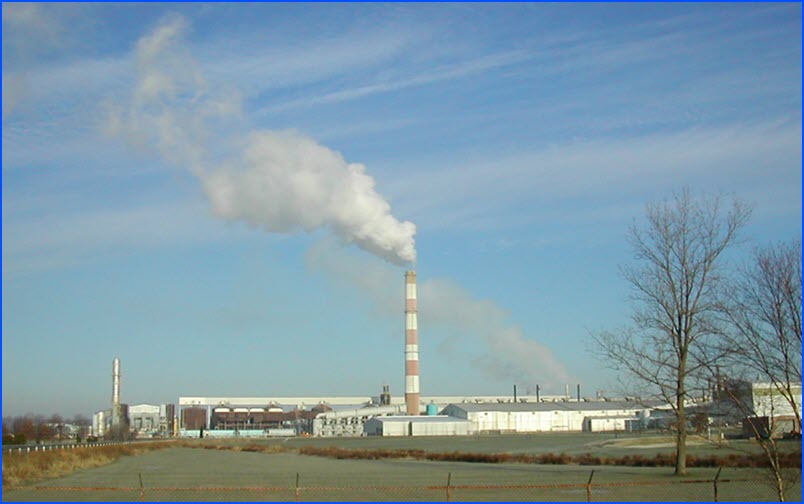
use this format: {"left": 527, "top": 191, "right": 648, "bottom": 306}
{"left": 106, "top": 14, "right": 416, "bottom": 265}
{"left": 307, "top": 240, "right": 574, "bottom": 390}
{"left": 203, "top": 131, "right": 417, "bottom": 265}
{"left": 420, "top": 278, "right": 573, "bottom": 388}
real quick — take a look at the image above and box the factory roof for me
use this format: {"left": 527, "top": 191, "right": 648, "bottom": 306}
{"left": 370, "top": 415, "right": 470, "bottom": 423}
{"left": 445, "top": 400, "right": 667, "bottom": 413}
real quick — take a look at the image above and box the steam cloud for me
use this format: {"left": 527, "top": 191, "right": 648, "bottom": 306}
{"left": 307, "top": 240, "right": 574, "bottom": 390}
{"left": 107, "top": 14, "right": 416, "bottom": 265}
{"left": 107, "top": 14, "right": 571, "bottom": 389}
{"left": 203, "top": 131, "right": 416, "bottom": 265}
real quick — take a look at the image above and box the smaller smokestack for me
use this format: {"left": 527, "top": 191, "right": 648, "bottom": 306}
{"left": 565, "top": 384, "right": 569, "bottom": 400}
{"left": 577, "top": 384, "right": 581, "bottom": 402}
{"left": 536, "top": 384, "right": 540, "bottom": 402}
{"left": 513, "top": 384, "right": 517, "bottom": 402}
{"left": 112, "top": 357, "right": 121, "bottom": 406}
{"left": 111, "top": 357, "right": 121, "bottom": 432}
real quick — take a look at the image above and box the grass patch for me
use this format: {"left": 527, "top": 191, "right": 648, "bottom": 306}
{"left": 2, "top": 441, "right": 183, "bottom": 488}
{"left": 7, "top": 436, "right": 798, "bottom": 490}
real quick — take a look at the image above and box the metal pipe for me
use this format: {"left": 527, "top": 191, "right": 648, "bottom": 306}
{"left": 513, "top": 384, "right": 517, "bottom": 402}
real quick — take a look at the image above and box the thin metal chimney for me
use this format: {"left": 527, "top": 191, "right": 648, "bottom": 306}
{"left": 112, "top": 357, "right": 121, "bottom": 428}
{"left": 404, "top": 271, "right": 420, "bottom": 415}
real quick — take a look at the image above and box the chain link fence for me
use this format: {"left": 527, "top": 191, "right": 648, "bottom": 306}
{"left": 4, "top": 469, "right": 799, "bottom": 501}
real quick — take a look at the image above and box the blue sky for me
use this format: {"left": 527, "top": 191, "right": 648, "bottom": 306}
{"left": 2, "top": 3, "right": 801, "bottom": 418}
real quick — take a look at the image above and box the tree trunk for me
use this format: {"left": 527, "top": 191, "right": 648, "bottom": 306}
{"left": 675, "top": 385, "right": 687, "bottom": 475}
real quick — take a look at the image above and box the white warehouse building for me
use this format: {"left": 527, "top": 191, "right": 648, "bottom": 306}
{"left": 365, "top": 415, "right": 471, "bottom": 437}
{"left": 441, "top": 400, "right": 666, "bottom": 434}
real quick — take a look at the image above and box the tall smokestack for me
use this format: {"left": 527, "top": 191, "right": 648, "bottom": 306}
{"left": 405, "top": 271, "right": 420, "bottom": 415}
{"left": 111, "top": 357, "right": 121, "bottom": 427}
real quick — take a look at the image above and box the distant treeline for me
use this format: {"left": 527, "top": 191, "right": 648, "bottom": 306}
{"left": 3, "top": 413, "right": 92, "bottom": 444}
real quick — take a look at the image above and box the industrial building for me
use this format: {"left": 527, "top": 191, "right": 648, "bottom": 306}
{"left": 92, "top": 404, "right": 129, "bottom": 438}
{"left": 92, "top": 358, "right": 177, "bottom": 438}
{"left": 172, "top": 396, "right": 668, "bottom": 437}
{"left": 441, "top": 400, "right": 664, "bottom": 434}
{"left": 129, "top": 404, "right": 160, "bottom": 433}
{"left": 729, "top": 381, "right": 802, "bottom": 438}
{"left": 209, "top": 404, "right": 328, "bottom": 435}
{"left": 365, "top": 415, "right": 471, "bottom": 436}
{"left": 128, "top": 404, "right": 176, "bottom": 437}
{"left": 92, "top": 272, "right": 700, "bottom": 440}
{"left": 312, "top": 405, "right": 404, "bottom": 437}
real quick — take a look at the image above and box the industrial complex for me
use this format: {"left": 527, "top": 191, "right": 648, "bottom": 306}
{"left": 93, "top": 270, "right": 801, "bottom": 440}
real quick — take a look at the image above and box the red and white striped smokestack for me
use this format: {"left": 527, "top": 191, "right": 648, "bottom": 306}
{"left": 405, "top": 270, "right": 420, "bottom": 415}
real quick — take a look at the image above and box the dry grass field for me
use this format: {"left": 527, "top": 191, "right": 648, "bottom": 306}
{"left": 3, "top": 434, "right": 801, "bottom": 502}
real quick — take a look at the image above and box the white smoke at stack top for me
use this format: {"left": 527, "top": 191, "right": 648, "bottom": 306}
{"left": 405, "top": 271, "right": 420, "bottom": 415}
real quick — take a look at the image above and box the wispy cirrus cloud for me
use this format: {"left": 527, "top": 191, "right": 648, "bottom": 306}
{"left": 2, "top": 2, "right": 65, "bottom": 119}
{"left": 387, "top": 118, "right": 801, "bottom": 232}
{"left": 2, "top": 198, "right": 232, "bottom": 277}
{"left": 257, "top": 48, "right": 536, "bottom": 114}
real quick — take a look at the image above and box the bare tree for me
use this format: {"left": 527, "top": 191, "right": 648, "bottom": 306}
{"left": 48, "top": 414, "right": 65, "bottom": 441}
{"left": 12, "top": 414, "right": 35, "bottom": 443}
{"left": 72, "top": 414, "right": 91, "bottom": 441}
{"left": 33, "top": 414, "right": 53, "bottom": 443}
{"left": 712, "top": 240, "right": 803, "bottom": 501}
{"left": 722, "top": 239, "right": 802, "bottom": 431}
{"left": 714, "top": 378, "right": 801, "bottom": 501}
{"left": 593, "top": 187, "right": 751, "bottom": 475}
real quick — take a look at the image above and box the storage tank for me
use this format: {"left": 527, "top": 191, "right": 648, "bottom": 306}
{"left": 426, "top": 402, "right": 438, "bottom": 416}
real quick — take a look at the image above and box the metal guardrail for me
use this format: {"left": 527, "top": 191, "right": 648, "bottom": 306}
{"left": 2, "top": 440, "right": 139, "bottom": 454}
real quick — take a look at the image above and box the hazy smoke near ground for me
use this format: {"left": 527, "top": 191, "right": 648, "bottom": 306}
{"left": 106, "top": 14, "right": 416, "bottom": 265}
{"left": 419, "top": 278, "right": 573, "bottom": 389}
{"left": 307, "top": 240, "right": 574, "bottom": 390}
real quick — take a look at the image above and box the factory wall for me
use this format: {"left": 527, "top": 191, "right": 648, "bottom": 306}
{"left": 92, "top": 410, "right": 107, "bottom": 437}
{"left": 129, "top": 404, "right": 161, "bottom": 434}
{"left": 365, "top": 416, "right": 470, "bottom": 436}
{"left": 182, "top": 407, "right": 207, "bottom": 430}
{"left": 751, "top": 383, "right": 802, "bottom": 420}
{"left": 583, "top": 416, "right": 640, "bottom": 432}
{"left": 442, "top": 402, "right": 657, "bottom": 434}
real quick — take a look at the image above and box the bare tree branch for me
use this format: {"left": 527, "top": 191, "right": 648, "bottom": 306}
{"left": 593, "top": 187, "right": 751, "bottom": 476}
